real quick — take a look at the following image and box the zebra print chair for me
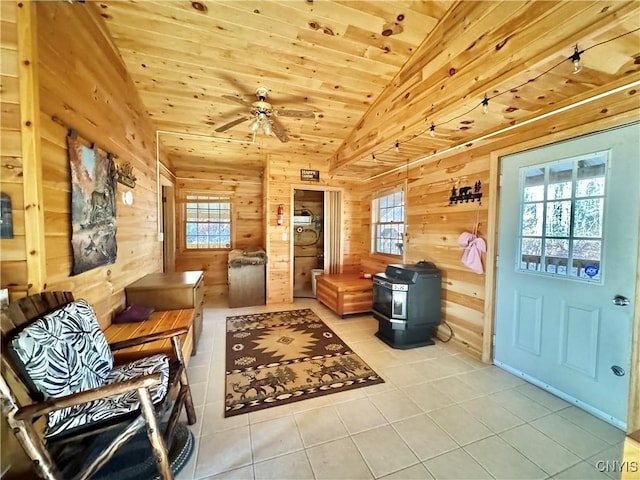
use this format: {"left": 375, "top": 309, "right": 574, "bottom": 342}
{"left": 0, "top": 291, "right": 196, "bottom": 480}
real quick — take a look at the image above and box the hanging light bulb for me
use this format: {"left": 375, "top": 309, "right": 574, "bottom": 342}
{"left": 570, "top": 45, "right": 583, "bottom": 74}
{"left": 481, "top": 95, "right": 489, "bottom": 114}
{"left": 429, "top": 123, "right": 436, "bottom": 137}
{"left": 249, "top": 118, "right": 260, "bottom": 133}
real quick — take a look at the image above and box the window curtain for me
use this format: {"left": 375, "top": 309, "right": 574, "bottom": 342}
{"left": 325, "top": 190, "right": 342, "bottom": 274}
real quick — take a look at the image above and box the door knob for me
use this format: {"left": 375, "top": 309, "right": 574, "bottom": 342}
{"left": 612, "top": 295, "right": 630, "bottom": 306}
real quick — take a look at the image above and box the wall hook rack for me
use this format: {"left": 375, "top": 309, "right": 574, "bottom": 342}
{"left": 449, "top": 181, "right": 482, "bottom": 205}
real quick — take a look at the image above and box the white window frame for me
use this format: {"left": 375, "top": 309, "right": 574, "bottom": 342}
{"left": 517, "top": 151, "right": 608, "bottom": 283}
{"left": 184, "top": 194, "right": 232, "bottom": 250}
{"left": 371, "top": 186, "right": 405, "bottom": 257}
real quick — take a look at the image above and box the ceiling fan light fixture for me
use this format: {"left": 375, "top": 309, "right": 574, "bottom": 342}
{"left": 218, "top": 84, "right": 312, "bottom": 142}
{"left": 262, "top": 120, "right": 273, "bottom": 136}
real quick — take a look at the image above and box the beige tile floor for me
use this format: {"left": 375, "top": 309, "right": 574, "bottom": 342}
{"left": 176, "top": 299, "right": 626, "bottom": 480}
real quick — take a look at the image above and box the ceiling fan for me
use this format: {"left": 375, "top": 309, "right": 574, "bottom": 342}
{"left": 215, "top": 86, "right": 315, "bottom": 143}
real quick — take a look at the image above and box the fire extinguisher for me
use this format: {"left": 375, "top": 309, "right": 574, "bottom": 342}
{"left": 277, "top": 204, "right": 284, "bottom": 225}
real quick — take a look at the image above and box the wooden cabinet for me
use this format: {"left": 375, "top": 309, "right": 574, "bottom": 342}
{"left": 125, "top": 271, "right": 204, "bottom": 354}
{"left": 227, "top": 249, "right": 266, "bottom": 308}
{"left": 228, "top": 264, "right": 266, "bottom": 307}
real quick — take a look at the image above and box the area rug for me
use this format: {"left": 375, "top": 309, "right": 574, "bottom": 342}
{"left": 225, "top": 308, "right": 384, "bottom": 417}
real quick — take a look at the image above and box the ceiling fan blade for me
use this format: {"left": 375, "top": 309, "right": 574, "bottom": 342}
{"left": 222, "top": 95, "right": 252, "bottom": 107}
{"left": 274, "top": 109, "right": 315, "bottom": 118}
{"left": 215, "top": 116, "right": 251, "bottom": 133}
{"left": 271, "top": 118, "right": 289, "bottom": 143}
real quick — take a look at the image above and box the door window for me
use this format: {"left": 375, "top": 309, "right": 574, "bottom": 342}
{"left": 518, "top": 151, "right": 608, "bottom": 282}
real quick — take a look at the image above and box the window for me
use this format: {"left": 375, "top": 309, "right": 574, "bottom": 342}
{"left": 185, "top": 195, "right": 231, "bottom": 249}
{"left": 372, "top": 189, "right": 405, "bottom": 256}
{"left": 518, "top": 151, "right": 607, "bottom": 282}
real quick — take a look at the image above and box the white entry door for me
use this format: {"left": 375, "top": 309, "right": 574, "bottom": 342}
{"left": 494, "top": 123, "right": 639, "bottom": 429}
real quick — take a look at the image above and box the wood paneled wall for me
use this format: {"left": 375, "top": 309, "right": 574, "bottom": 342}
{"left": 36, "top": 2, "right": 166, "bottom": 326}
{"left": 0, "top": 4, "right": 34, "bottom": 477}
{"left": 0, "top": 2, "right": 27, "bottom": 301}
{"left": 360, "top": 86, "right": 640, "bottom": 360}
{"left": 265, "top": 158, "right": 362, "bottom": 304}
{"left": 174, "top": 172, "right": 264, "bottom": 301}
{"left": 0, "top": 2, "right": 167, "bottom": 327}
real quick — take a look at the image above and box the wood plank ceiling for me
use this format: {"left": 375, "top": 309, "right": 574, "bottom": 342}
{"left": 99, "top": 1, "right": 640, "bottom": 181}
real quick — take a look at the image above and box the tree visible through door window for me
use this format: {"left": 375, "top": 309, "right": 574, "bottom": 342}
{"left": 185, "top": 195, "right": 231, "bottom": 249}
{"left": 518, "top": 152, "right": 607, "bottom": 282}
{"left": 372, "top": 189, "right": 405, "bottom": 256}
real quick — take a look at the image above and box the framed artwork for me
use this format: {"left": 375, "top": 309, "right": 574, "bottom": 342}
{"left": 67, "top": 132, "right": 117, "bottom": 275}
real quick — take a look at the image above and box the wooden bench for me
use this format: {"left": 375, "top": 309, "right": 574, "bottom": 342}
{"left": 315, "top": 273, "right": 373, "bottom": 318}
{"left": 104, "top": 308, "right": 195, "bottom": 366}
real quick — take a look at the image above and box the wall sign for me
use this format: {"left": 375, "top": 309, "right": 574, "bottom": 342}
{"left": 300, "top": 169, "right": 320, "bottom": 182}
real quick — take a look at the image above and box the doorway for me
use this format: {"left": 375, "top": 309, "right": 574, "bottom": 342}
{"left": 293, "top": 189, "right": 324, "bottom": 298}
{"left": 494, "top": 123, "right": 639, "bottom": 429}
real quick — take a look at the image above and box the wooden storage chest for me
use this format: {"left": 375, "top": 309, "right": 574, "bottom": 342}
{"left": 124, "top": 271, "right": 204, "bottom": 354}
{"left": 315, "top": 273, "right": 373, "bottom": 317}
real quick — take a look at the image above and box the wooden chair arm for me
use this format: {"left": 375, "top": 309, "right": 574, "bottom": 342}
{"left": 14, "top": 373, "right": 162, "bottom": 422}
{"left": 108, "top": 327, "right": 189, "bottom": 352}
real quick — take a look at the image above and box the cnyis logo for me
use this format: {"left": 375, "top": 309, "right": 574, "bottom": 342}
{"left": 596, "top": 460, "right": 639, "bottom": 473}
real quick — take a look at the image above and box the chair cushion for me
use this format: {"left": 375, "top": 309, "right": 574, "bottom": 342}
{"left": 45, "top": 354, "right": 170, "bottom": 438}
{"left": 8, "top": 299, "right": 113, "bottom": 399}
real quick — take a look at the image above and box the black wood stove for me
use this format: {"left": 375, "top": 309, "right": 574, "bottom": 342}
{"left": 372, "top": 261, "right": 442, "bottom": 349}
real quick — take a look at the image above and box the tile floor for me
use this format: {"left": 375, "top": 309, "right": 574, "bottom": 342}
{"left": 176, "top": 299, "right": 626, "bottom": 480}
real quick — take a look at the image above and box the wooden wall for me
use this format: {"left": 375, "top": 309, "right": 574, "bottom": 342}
{"left": 265, "top": 157, "right": 362, "bottom": 304}
{"left": 0, "top": 2, "right": 27, "bottom": 301}
{"left": 0, "top": 4, "right": 34, "bottom": 477}
{"left": 359, "top": 86, "right": 640, "bottom": 360}
{"left": 36, "top": 2, "right": 166, "bottom": 326}
{"left": 0, "top": 2, "right": 166, "bottom": 327}
{"left": 174, "top": 171, "right": 264, "bottom": 301}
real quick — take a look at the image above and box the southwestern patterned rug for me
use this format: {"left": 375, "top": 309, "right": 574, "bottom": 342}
{"left": 225, "top": 308, "right": 384, "bottom": 417}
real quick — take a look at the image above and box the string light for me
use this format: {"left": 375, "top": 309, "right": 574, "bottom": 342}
{"left": 361, "top": 28, "right": 639, "bottom": 163}
{"left": 570, "top": 45, "right": 583, "bottom": 74}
